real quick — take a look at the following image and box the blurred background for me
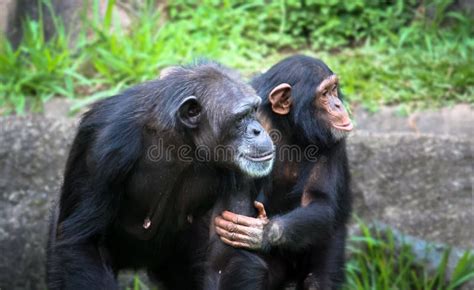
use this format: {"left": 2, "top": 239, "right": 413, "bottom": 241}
{"left": 0, "top": 0, "right": 472, "bottom": 289}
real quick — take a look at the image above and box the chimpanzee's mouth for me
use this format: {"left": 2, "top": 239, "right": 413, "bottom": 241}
{"left": 333, "top": 121, "right": 353, "bottom": 132}
{"left": 242, "top": 151, "right": 274, "bottom": 162}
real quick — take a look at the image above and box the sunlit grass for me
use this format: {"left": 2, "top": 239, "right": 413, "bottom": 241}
{"left": 0, "top": 0, "right": 472, "bottom": 114}
{"left": 344, "top": 222, "right": 474, "bottom": 290}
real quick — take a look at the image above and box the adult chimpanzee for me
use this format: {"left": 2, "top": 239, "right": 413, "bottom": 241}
{"left": 46, "top": 61, "right": 275, "bottom": 289}
{"left": 215, "top": 55, "right": 353, "bottom": 289}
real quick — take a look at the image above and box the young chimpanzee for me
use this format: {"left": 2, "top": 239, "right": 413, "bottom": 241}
{"left": 215, "top": 55, "right": 353, "bottom": 289}
{"left": 46, "top": 61, "right": 275, "bottom": 289}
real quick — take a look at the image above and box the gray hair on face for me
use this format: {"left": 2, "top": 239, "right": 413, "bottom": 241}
{"left": 331, "top": 127, "right": 350, "bottom": 140}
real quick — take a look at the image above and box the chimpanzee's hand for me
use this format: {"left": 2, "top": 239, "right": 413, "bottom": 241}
{"left": 215, "top": 201, "right": 270, "bottom": 250}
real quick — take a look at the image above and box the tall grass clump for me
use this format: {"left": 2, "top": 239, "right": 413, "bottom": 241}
{"left": 0, "top": 0, "right": 83, "bottom": 113}
{"left": 0, "top": 0, "right": 472, "bottom": 113}
{"left": 345, "top": 222, "right": 474, "bottom": 290}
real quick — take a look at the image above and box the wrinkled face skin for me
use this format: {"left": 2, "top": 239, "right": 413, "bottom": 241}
{"left": 315, "top": 74, "right": 353, "bottom": 139}
{"left": 267, "top": 72, "right": 353, "bottom": 142}
{"left": 176, "top": 81, "right": 275, "bottom": 178}
{"left": 230, "top": 99, "right": 275, "bottom": 177}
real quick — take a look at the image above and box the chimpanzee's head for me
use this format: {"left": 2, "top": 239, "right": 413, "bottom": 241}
{"left": 252, "top": 55, "right": 353, "bottom": 147}
{"left": 158, "top": 62, "right": 274, "bottom": 177}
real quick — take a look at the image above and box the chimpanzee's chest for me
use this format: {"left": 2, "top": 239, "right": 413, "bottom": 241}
{"left": 109, "top": 167, "right": 223, "bottom": 269}
{"left": 265, "top": 161, "right": 301, "bottom": 214}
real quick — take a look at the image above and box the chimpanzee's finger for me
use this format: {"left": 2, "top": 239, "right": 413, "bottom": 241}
{"left": 215, "top": 226, "right": 255, "bottom": 244}
{"left": 220, "top": 236, "right": 254, "bottom": 250}
{"left": 221, "top": 211, "right": 264, "bottom": 227}
{"left": 254, "top": 201, "right": 268, "bottom": 219}
{"left": 215, "top": 217, "right": 262, "bottom": 236}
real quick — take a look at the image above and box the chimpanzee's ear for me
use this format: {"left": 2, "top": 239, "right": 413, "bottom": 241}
{"left": 178, "top": 96, "right": 202, "bottom": 129}
{"left": 160, "top": 66, "right": 180, "bottom": 79}
{"left": 268, "top": 83, "right": 292, "bottom": 115}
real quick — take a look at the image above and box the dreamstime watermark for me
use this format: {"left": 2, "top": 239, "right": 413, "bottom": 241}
{"left": 146, "top": 129, "right": 320, "bottom": 163}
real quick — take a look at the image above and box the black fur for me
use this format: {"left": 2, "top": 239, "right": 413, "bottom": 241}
{"left": 172, "top": 55, "right": 352, "bottom": 290}
{"left": 46, "top": 61, "right": 274, "bottom": 289}
{"left": 249, "top": 55, "right": 353, "bottom": 289}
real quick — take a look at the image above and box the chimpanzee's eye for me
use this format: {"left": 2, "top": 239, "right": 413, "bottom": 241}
{"left": 236, "top": 111, "right": 252, "bottom": 127}
{"left": 188, "top": 105, "right": 201, "bottom": 117}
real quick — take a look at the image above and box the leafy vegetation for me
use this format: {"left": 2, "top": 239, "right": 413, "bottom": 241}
{"left": 315, "top": 29, "right": 474, "bottom": 112}
{"left": 0, "top": 0, "right": 81, "bottom": 112}
{"left": 0, "top": 0, "right": 472, "bottom": 114}
{"left": 344, "top": 222, "right": 474, "bottom": 290}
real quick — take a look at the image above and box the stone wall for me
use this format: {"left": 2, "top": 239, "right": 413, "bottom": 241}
{"left": 348, "top": 131, "right": 473, "bottom": 248}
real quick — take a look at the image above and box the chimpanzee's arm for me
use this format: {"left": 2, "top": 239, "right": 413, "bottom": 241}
{"left": 215, "top": 191, "right": 337, "bottom": 252}
{"left": 215, "top": 155, "right": 351, "bottom": 252}
{"left": 261, "top": 195, "right": 336, "bottom": 251}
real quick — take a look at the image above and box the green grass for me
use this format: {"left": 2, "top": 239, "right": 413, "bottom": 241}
{"left": 344, "top": 222, "right": 474, "bottom": 290}
{"left": 0, "top": 0, "right": 473, "bottom": 114}
{"left": 314, "top": 32, "right": 473, "bottom": 112}
{"left": 0, "top": 0, "right": 83, "bottom": 113}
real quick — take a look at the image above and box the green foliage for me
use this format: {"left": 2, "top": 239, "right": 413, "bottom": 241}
{"left": 73, "top": 0, "right": 273, "bottom": 108}
{"left": 0, "top": 0, "right": 82, "bottom": 114}
{"left": 344, "top": 222, "right": 474, "bottom": 290}
{"left": 83, "top": 0, "right": 171, "bottom": 84}
{"left": 279, "top": 0, "right": 420, "bottom": 50}
{"left": 0, "top": 0, "right": 472, "bottom": 113}
{"left": 325, "top": 30, "right": 474, "bottom": 111}
{"left": 167, "top": 0, "right": 293, "bottom": 51}
{"left": 125, "top": 275, "right": 155, "bottom": 290}
{"left": 167, "top": 0, "right": 421, "bottom": 50}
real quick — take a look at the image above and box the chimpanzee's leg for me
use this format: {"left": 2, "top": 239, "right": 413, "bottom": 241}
{"left": 205, "top": 249, "right": 287, "bottom": 290}
{"left": 327, "top": 226, "right": 347, "bottom": 289}
{"left": 47, "top": 240, "right": 117, "bottom": 289}
{"left": 298, "top": 226, "right": 347, "bottom": 290}
{"left": 47, "top": 205, "right": 117, "bottom": 290}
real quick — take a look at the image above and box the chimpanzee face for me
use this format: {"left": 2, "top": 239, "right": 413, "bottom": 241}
{"left": 313, "top": 74, "right": 353, "bottom": 140}
{"left": 265, "top": 62, "right": 353, "bottom": 142}
{"left": 226, "top": 96, "right": 275, "bottom": 177}
{"left": 175, "top": 66, "right": 274, "bottom": 178}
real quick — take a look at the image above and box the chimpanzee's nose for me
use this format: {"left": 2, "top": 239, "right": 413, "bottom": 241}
{"left": 332, "top": 97, "right": 344, "bottom": 112}
{"left": 246, "top": 121, "right": 274, "bottom": 157}
{"left": 248, "top": 123, "right": 262, "bottom": 137}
